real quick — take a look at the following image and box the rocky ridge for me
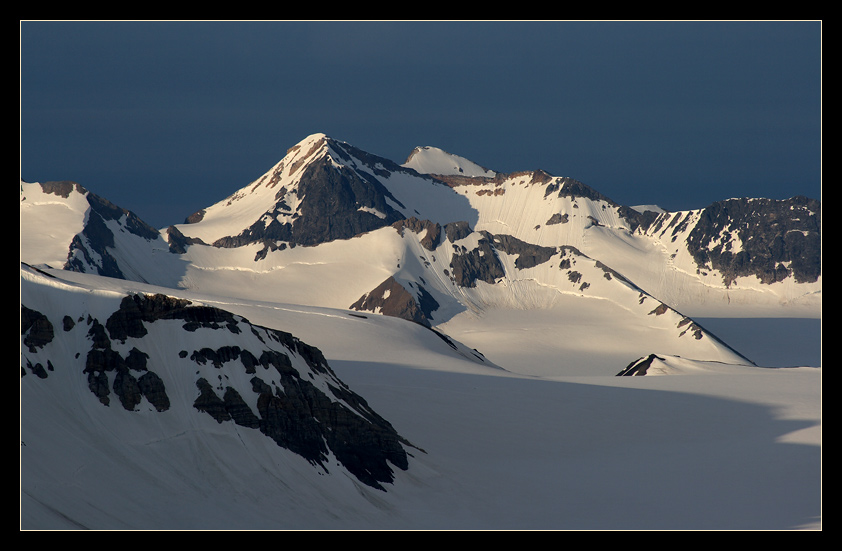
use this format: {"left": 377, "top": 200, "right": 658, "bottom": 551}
{"left": 23, "top": 134, "right": 821, "bottom": 306}
{"left": 21, "top": 281, "right": 415, "bottom": 490}
{"left": 642, "top": 196, "right": 821, "bottom": 286}
{"left": 21, "top": 180, "right": 163, "bottom": 279}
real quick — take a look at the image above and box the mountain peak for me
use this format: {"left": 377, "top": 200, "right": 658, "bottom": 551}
{"left": 403, "top": 146, "right": 496, "bottom": 178}
{"left": 175, "top": 133, "right": 442, "bottom": 249}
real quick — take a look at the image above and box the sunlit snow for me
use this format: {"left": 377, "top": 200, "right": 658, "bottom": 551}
{"left": 20, "top": 134, "right": 821, "bottom": 530}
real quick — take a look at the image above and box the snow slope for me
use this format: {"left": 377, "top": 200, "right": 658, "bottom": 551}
{"left": 403, "top": 145, "right": 497, "bottom": 178}
{"left": 19, "top": 180, "right": 88, "bottom": 268}
{"left": 21, "top": 265, "right": 821, "bottom": 530}
{"left": 402, "top": 148, "right": 821, "bottom": 319}
{"left": 20, "top": 179, "right": 187, "bottom": 287}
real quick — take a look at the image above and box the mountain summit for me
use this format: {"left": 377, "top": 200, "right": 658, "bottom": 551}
{"left": 176, "top": 134, "right": 472, "bottom": 252}
{"left": 403, "top": 145, "right": 497, "bottom": 178}
{"left": 21, "top": 133, "right": 821, "bottom": 323}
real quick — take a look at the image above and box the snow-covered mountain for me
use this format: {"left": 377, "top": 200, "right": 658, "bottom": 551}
{"left": 21, "top": 132, "right": 819, "bottom": 369}
{"left": 21, "top": 133, "right": 820, "bottom": 320}
{"left": 21, "top": 264, "right": 420, "bottom": 491}
{"left": 175, "top": 134, "right": 476, "bottom": 249}
{"left": 20, "top": 133, "right": 822, "bottom": 529}
{"left": 19, "top": 179, "right": 187, "bottom": 287}
{"left": 402, "top": 144, "right": 821, "bottom": 317}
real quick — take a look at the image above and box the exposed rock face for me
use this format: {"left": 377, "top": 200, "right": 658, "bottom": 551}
{"left": 617, "top": 205, "right": 662, "bottom": 233}
{"left": 543, "top": 176, "right": 616, "bottom": 204}
{"left": 137, "top": 371, "right": 170, "bottom": 412}
{"left": 21, "top": 305, "right": 54, "bottom": 353}
{"left": 24, "top": 138, "right": 821, "bottom": 312}
{"left": 430, "top": 168, "right": 822, "bottom": 289}
{"left": 166, "top": 225, "right": 206, "bottom": 254}
{"left": 104, "top": 294, "right": 243, "bottom": 342}
{"left": 392, "top": 217, "right": 442, "bottom": 251}
{"left": 449, "top": 231, "right": 505, "bottom": 288}
{"left": 545, "top": 212, "right": 569, "bottom": 225}
{"left": 87, "top": 193, "right": 161, "bottom": 241}
{"left": 354, "top": 226, "right": 633, "bottom": 325}
{"left": 291, "top": 159, "right": 407, "bottom": 245}
{"left": 699, "top": 197, "right": 820, "bottom": 285}
{"left": 38, "top": 180, "right": 84, "bottom": 198}
{"left": 61, "top": 184, "right": 162, "bottom": 279}
{"left": 444, "top": 220, "right": 473, "bottom": 242}
{"left": 184, "top": 209, "right": 206, "bottom": 224}
{"left": 248, "top": 350, "right": 411, "bottom": 489}
{"left": 648, "top": 196, "right": 821, "bottom": 286}
{"left": 80, "top": 314, "right": 164, "bottom": 409}
{"left": 595, "top": 259, "right": 639, "bottom": 287}
{"left": 206, "top": 138, "right": 435, "bottom": 250}
{"left": 21, "top": 305, "right": 55, "bottom": 378}
{"left": 617, "top": 354, "right": 665, "bottom": 376}
{"left": 431, "top": 173, "right": 498, "bottom": 188}
{"left": 491, "top": 234, "right": 557, "bottom": 270}
{"left": 20, "top": 292, "right": 414, "bottom": 490}
{"left": 433, "top": 169, "right": 556, "bottom": 191}
{"left": 350, "top": 276, "right": 437, "bottom": 327}
{"left": 211, "top": 156, "right": 407, "bottom": 248}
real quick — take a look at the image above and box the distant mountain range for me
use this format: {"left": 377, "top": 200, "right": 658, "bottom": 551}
{"left": 21, "top": 133, "right": 821, "bottom": 319}
{"left": 20, "top": 133, "right": 821, "bottom": 528}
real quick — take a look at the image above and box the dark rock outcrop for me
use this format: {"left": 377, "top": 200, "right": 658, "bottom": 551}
{"left": 444, "top": 220, "right": 473, "bottom": 243}
{"left": 617, "top": 354, "right": 665, "bottom": 376}
{"left": 22, "top": 290, "right": 414, "bottom": 491}
{"left": 546, "top": 212, "right": 569, "bottom": 225}
{"left": 211, "top": 146, "right": 410, "bottom": 249}
{"left": 137, "top": 371, "right": 170, "bottom": 412}
{"left": 617, "top": 205, "right": 662, "bottom": 233}
{"left": 184, "top": 209, "right": 206, "bottom": 224}
{"left": 166, "top": 225, "right": 206, "bottom": 254}
{"left": 546, "top": 177, "right": 616, "bottom": 204}
{"left": 666, "top": 196, "right": 821, "bottom": 286}
{"left": 105, "top": 294, "right": 242, "bottom": 342}
{"left": 57, "top": 182, "right": 163, "bottom": 279}
{"left": 21, "top": 305, "right": 54, "bottom": 353}
{"left": 449, "top": 231, "right": 505, "bottom": 288}
{"left": 350, "top": 276, "right": 437, "bottom": 327}
{"left": 491, "top": 234, "right": 557, "bottom": 270}
{"left": 193, "top": 377, "right": 232, "bottom": 423}
{"left": 392, "top": 217, "right": 442, "bottom": 251}
{"left": 23, "top": 359, "right": 50, "bottom": 379}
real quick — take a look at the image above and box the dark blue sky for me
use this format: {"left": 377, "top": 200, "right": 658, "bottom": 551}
{"left": 21, "top": 21, "right": 821, "bottom": 229}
